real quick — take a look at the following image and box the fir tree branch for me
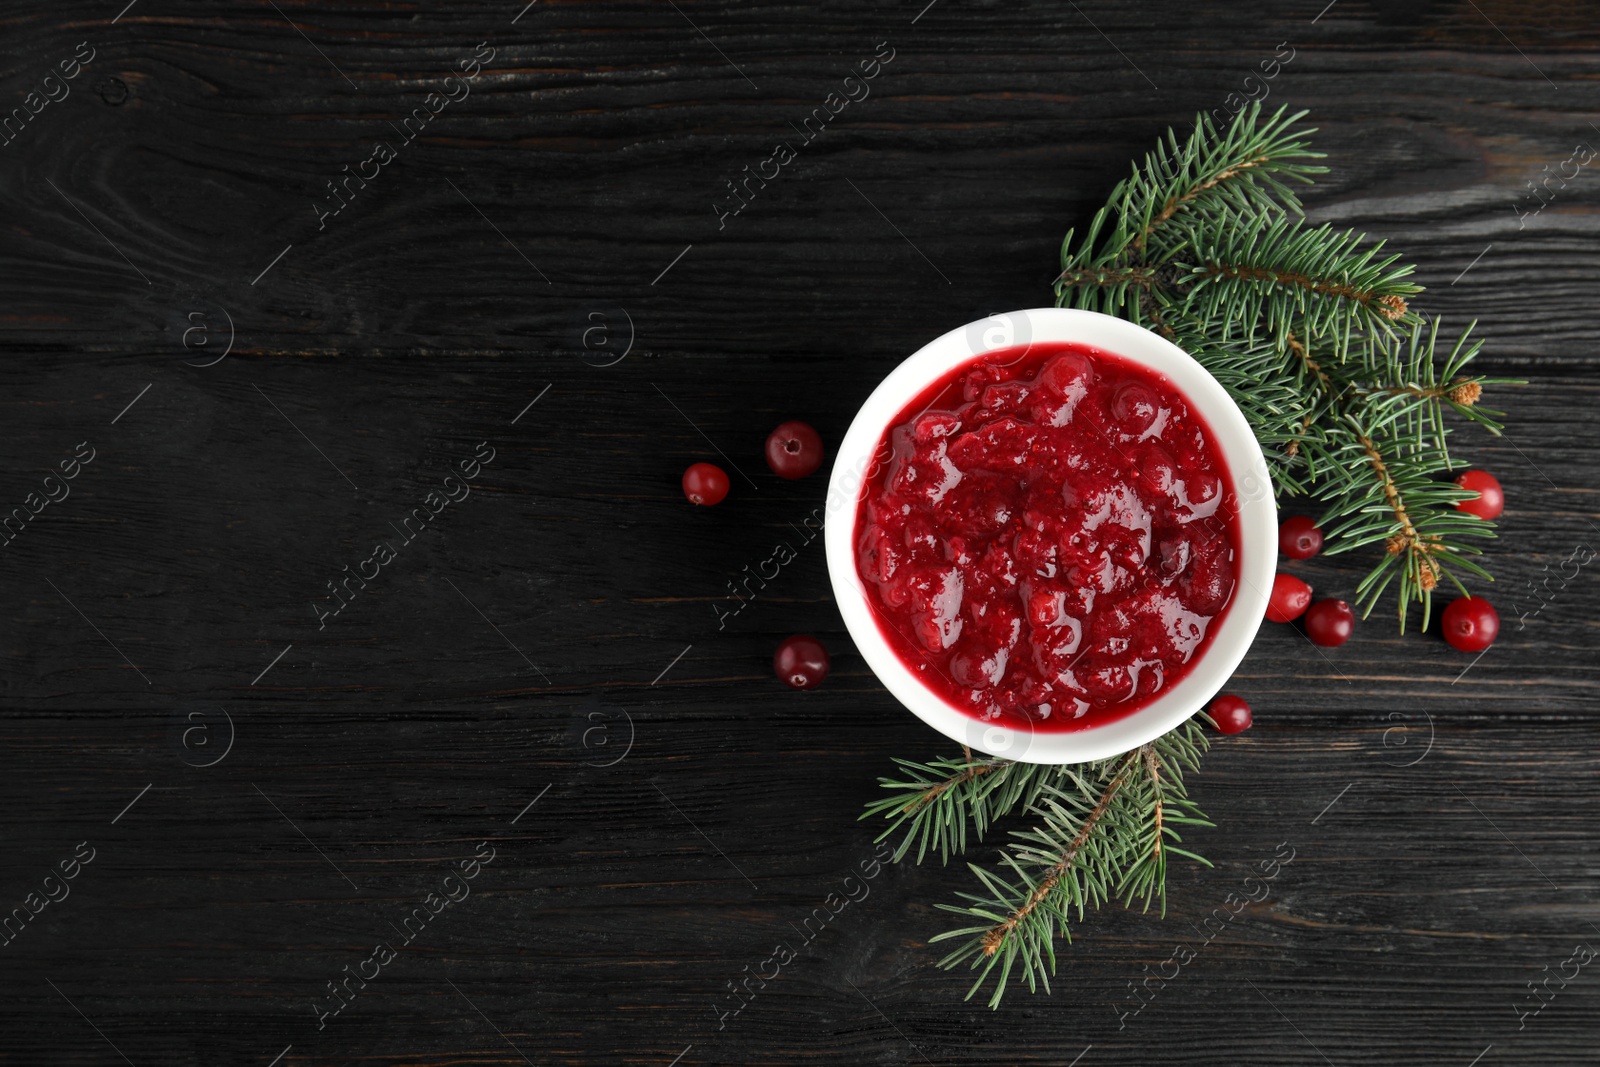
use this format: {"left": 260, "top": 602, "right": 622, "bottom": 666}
{"left": 1281, "top": 321, "right": 1518, "bottom": 628}
{"left": 1182, "top": 213, "right": 1422, "bottom": 341}
{"left": 1118, "top": 105, "right": 1327, "bottom": 257}
{"left": 926, "top": 722, "right": 1212, "bottom": 1008}
{"left": 1200, "top": 259, "right": 1408, "bottom": 320}
{"left": 1053, "top": 102, "right": 1521, "bottom": 627}
{"left": 980, "top": 752, "right": 1138, "bottom": 955}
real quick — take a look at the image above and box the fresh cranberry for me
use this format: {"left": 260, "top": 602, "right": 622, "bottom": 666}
{"left": 1440, "top": 595, "right": 1499, "bottom": 653}
{"left": 774, "top": 634, "right": 829, "bottom": 689}
{"left": 1453, "top": 469, "right": 1504, "bottom": 521}
{"left": 1265, "top": 573, "right": 1312, "bottom": 623}
{"left": 1304, "top": 598, "right": 1354, "bottom": 647}
{"left": 765, "top": 421, "right": 825, "bottom": 479}
{"left": 1208, "top": 693, "right": 1252, "bottom": 734}
{"left": 682, "top": 462, "right": 729, "bottom": 506}
{"left": 1278, "top": 515, "right": 1323, "bottom": 560}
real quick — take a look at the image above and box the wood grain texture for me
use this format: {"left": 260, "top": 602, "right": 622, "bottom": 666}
{"left": 3, "top": 1, "right": 1599, "bottom": 1065}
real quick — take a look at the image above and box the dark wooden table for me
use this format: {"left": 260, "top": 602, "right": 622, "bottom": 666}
{"left": 3, "top": 1, "right": 1597, "bottom": 1064}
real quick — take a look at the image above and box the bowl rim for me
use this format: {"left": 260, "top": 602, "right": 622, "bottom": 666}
{"left": 824, "top": 307, "right": 1276, "bottom": 765}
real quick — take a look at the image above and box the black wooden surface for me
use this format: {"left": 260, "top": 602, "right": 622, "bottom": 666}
{"left": 3, "top": 1, "right": 1598, "bottom": 1064}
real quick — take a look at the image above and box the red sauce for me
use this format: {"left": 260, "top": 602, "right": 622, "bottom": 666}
{"left": 854, "top": 342, "right": 1240, "bottom": 733}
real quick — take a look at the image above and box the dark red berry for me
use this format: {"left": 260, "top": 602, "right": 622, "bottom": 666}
{"left": 1266, "top": 573, "right": 1313, "bottom": 624}
{"left": 1209, "top": 694, "right": 1252, "bottom": 734}
{"left": 1279, "top": 515, "right": 1324, "bottom": 560}
{"left": 1304, "top": 598, "right": 1354, "bottom": 647}
{"left": 1440, "top": 595, "right": 1499, "bottom": 653}
{"left": 765, "top": 421, "right": 825, "bottom": 479}
{"left": 682, "top": 462, "right": 729, "bottom": 506}
{"left": 774, "top": 634, "right": 829, "bottom": 689}
{"left": 1454, "top": 469, "right": 1504, "bottom": 521}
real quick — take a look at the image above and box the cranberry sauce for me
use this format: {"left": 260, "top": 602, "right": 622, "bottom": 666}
{"left": 854, "top": 342, "right": 1240, "bottom": 733}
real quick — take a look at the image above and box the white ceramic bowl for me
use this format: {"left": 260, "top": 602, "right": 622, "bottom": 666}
{"left": 825, "top": 308, "right": 1276, "bottom": 764}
